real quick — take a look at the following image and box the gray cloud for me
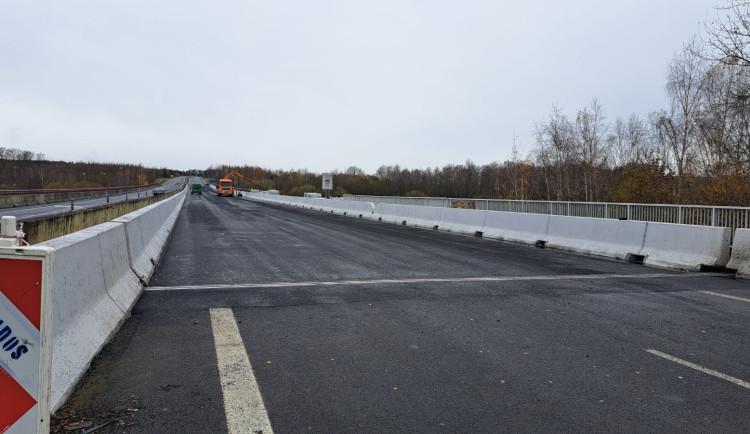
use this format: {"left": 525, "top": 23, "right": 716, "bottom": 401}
{"left": 0, "top": 1, "right": 711, "bottom": 173}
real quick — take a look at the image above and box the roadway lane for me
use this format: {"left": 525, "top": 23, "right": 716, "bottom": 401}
{"left": 2, "top": 177, "right": 186, "bottom": 220}
{"left": 52, "top": 191, "right": 750, "bottom": 433}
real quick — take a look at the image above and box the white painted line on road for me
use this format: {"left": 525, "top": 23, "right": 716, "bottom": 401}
{"left": 147, "top": 272, "right": 729, "bottom": 291}
{"left": 700, "top": 290, "right": 750, "bottom": 304}
{"left": 210, "top": 308, "right": 274, "bottom": 434}
{"left": 646, "top": 349, "right": 750, "bottom": 391}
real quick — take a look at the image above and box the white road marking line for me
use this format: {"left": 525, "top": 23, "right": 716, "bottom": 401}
{"left": 147, "top": 272, "right": 728, "bottom": 291}
{"left": 646, "top": 349, "right": 750, "bottom": 390}
{"left": 210, "top": 308, "right": 274, "bottom": 434}
{"left": 700, "top": 290, "right": 750, "bottom": 303}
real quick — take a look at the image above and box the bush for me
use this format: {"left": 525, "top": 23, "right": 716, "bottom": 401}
{"left": 73, "top": 181, "right": 103, "bottom": 189}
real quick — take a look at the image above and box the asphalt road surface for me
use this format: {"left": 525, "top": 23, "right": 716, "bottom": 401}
{"left": 52, "top": 191, "right": 750, "bottom": 433}
{"left": 2, "top": 177, "right": 186, "bottom": 220}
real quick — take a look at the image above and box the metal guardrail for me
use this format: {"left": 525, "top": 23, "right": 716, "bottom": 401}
{"left": 19, "top": 181, "right": 186, "bottom": 245}
{"left": 343, "top": 195, "right": 750, "bottom": 234}
{"left": 0, "top": 184, "right": 156, "bottom": 196}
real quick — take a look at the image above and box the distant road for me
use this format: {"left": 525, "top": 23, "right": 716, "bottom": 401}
{"left": 0, "top": 177, "right": 187, "bottom": 220}
{"left": 53, "top": 191, "right": 750, "bottom": 433}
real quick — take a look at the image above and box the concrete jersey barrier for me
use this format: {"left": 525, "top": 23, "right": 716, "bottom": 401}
{"left": 246, "top": 192, "right": 738, "bottom": 272}
{"left": 245, "top": 194, "right": 376, "bottom": 218}
{"left": 437, "top": 208, "right": 487, "bottom": 235}
{"left": 481, "top": 211, "right": 550, "bottom": 245}
{"left": 40, "top": 223, "right": 140, "bottom": 412}
{"left": 115, "top": 205, "right": 166, "bottom": 284}
{"left": 335, "top": 200, "right": 375, "bottom": 217}
{"left": 374, "top": 203, "right": 409, "bottom": 224}
{"left": 114, "top": 190, "right": 186, "bottom": 284}
{"left": 40, "top": 188, "right": 186, "bottom": 412}
{"left": 403, "top": 204, "right": 443, "bottom": 229}
{"left": 545, "top": 215, "right": 648, "bottom": 260}
{"left": 640, "top": 222, "right": 731, "bottom": 270}
{"left": 727, "top": 228, "right": 750, "bottom": 278}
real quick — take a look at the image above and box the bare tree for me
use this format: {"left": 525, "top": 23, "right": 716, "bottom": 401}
{"left": 694, "top": 63, "right": 739, "bottom": 172}
{"left": 535, "top": 104, "right": 577, "bottom": 201}
{"left": 575, "top": 98, "right": 609, "bottom": 201}
{"left": 697, "top": 2, "right": 750, "bottom": 174}
{"left": 702, "top": 1, "right": 750, "bottom": 67}
{"left": 654, "top": 39, "right": 709, "bottom": 199}
{"left": 345, "top": 166, "right": 365, "bottom": 176}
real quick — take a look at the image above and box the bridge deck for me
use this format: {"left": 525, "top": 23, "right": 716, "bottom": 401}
{"left": 52, "top": 192, "right": 750, "bottom": 433}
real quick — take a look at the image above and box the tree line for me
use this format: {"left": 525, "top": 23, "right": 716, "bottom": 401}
{"left": 0, "top": 147, "right": 173, "bottom": 189}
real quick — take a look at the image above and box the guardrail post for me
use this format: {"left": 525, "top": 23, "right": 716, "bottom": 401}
{"left": 678, "top": 206, "right": 683, "bottom": 224}
{"left": 712, "top": 207, "right": 717, "bottom": 227}
{"left": 627, "top": 204, "right": 631, "bottom": 220}
{"left": 106, "top": 195, "right": 110, "bottom": 204}
{"left": 70, "top": 200, "right": 74, "bottom": 211}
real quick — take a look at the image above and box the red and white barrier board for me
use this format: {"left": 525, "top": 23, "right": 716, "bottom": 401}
{"left": 0, "top": 247, "right": 54, "bottom": 434}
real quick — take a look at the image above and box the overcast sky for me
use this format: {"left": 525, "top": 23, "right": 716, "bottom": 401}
{"left": 0, "top": 1, "right": 715, "bottom": 175}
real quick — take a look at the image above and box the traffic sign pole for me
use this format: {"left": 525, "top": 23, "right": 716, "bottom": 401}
{"left": 322, "top": 173, "right": 333, "bottom": 199}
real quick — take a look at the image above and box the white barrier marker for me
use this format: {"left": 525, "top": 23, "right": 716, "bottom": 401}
{"left": 699, "top": 290, "right": 750, "bottom": 304}
{"left": 210, "top": 308, "right": 273, "bottom": 434}
{"left": 0, "top": 247, "right": 54, "bottom": 434}
{"left": 646, "top": 349, "right": 750, "bottom": 390}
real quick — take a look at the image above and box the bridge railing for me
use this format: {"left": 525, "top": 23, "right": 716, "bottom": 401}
{"left": 342, "top": 195, "right": 750, "bottom": 234}
{"left": 0, "top": 183, "right": 159, "bottom": 209}
{"left": 0, "top": 183, "right": 156, "bottom": 196}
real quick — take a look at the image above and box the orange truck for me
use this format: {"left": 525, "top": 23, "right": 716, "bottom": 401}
{"left": 217, "top": 178, "right": 233, "bottom": 196}
{"left": 217, "top": 172, "right": 264, "bottom": 196}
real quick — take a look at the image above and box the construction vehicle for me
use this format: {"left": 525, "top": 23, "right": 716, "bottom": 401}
{"left": 217, "top": 171, "right": 264, "bottom": 196}
{"left": 217, "top": 178, "right": 233, "bottom": 196}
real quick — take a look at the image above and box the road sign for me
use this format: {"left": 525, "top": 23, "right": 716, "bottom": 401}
{"left": 322, "top": 173, "right": 333, "bottom": 191}
{"left": 0, "top": 247, "right": 54, "bottom": 434}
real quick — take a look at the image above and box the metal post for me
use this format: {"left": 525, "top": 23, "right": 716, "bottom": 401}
{"left": 678, "top": 206, "right": 683, "bottom": 224}
{"left": 627, "top": 204, "right": 631, "bottom": 220}
{"left": 106, "top": 195, "right": 110, "bottom": 204}
{"left": 712, "top": 207, "right": 717, "bottom": 227}
{"left": 70, "top": 200, "right": 74, "bottom": 211}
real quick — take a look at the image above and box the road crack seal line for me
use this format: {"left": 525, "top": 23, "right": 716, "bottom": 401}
{"left": 146, "top": 272, "right": 730, "bottom": 292}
